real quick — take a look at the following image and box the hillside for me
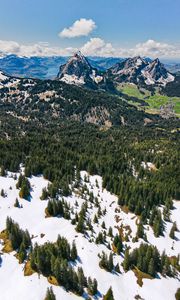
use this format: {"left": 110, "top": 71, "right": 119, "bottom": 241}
{"left": 0, "top": 71, "right": 160, "bottom": 127}
{"left": 0, "top": 166, "right": 179, "bottom": 300}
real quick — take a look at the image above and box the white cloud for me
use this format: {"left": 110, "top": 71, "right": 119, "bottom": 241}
{"left": 59, "top": 18, "right": 96, "bottom": 38}
{"left": 0, "top": 38, "right": 180, "bottom": 59}
{"left": 81, "top": 38, "right": 115, "bottom": 57}
{"left": 131, "top": 39, "right": 180, "bottom": 58}
{"left": 0, "top": 40, "right": 75, "bottom": 57}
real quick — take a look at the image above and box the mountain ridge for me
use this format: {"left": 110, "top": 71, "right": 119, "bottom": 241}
{"left": 0, "top": 54, "right": 179, "bottom": 80}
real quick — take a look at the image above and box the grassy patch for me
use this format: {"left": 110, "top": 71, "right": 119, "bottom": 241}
{"left": 133, "top": 267, "right": 153, "bottom": 287}
{"left": 0, "top": 229, "right": 13, "bottom": 253}
{"left": 121, "top": 205, "right": 129, "bottom": 214}
{"left": 24, "top": 260, "right": 35, "bottom": 276}
{"left": 48, "top": 275, "right": 59, "bottom": 286}
{"left": 117, "top": 83, "right": 151, "bottom": 99}
{"left": 0, "top": 229, "right": 8, "bottom": 240}
{"left": 2, "top": 239, "right": 13, "bottom": 253}
{"left": 45, "top": 207, "right": 51, "bottom": 218}
{"left": 116, "top": 83, "right": 180, "bottom": 116}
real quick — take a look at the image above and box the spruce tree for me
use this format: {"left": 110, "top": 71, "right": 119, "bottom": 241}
{"left": 14, "top": 198, "right": 20, "bottom": 208}
{"left": 103, "top": 287, "right": 115, "bottom": 300}
{"left": 0, "top": 166, "right": 6, "bottom": 176}
{"left": 44, "top": 287, "right": 56, "bottom": 300}
{"left": 108, "top": 252, "right": 114, "bottom": 271}
{"left": 123, "top": 249, "right": 130, "bottom": 272}
{"left": 76, "top": 214, "right": 85, "bottom": 233}
{"left": 148, "top": 258, "right": 155, "bottom": 277}
{"left": 169, "top": 222, "right": 177, "bottom": 239}
{"left": 71, "top": 241, "right": 77, "bottom": 261}
{"left": 137, "top": 222, "right": 144, "bottom": 239}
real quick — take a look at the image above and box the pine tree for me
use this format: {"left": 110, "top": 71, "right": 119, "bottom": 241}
{"left": 169, "top": 222, "right": 177, "bottom": 239}
{"left": 0, "top": 166, "right": 6, "bottom": 176}
{"left": 137, "top": 222, "right": 144, "bottom": 239}
{"left": 76, "top": 214, "right": 85, "bottom": 233}
{"left": 44, "top": 287, "right": 56, "bottom": 300}
{"left": 18, "top": 242, "right": 27, "bottom": 263}
{"left": 19, "top": 178, "right": 31, "bottom": 200}
{"left": 96, "top": 232, "right": 104, "bottom": 244}
{"left": 92, "top": 279, "right": 98, "bottom": 295}
{"left": 14, "top": 198, "right": 20, "bottom": 208}
{"left": 40, "top": 187, "right": 48, "bottom": 200}
{"left": 148, "top": 258, "right": 155, "bottom": 277}
{"left": 103, "top": 287, "right": 115, "bottom": 300}
{"left": 93, "top": 214, "right": 98, "bottom": 223}
{"left": 123, "top": 249, "right": 130, "bottom": 272}
{"left": 1, "top": 189, "right": 5, "bottom": 197}
{"left": 108, "top": 252, "right": 114, "bottom": 271}
{"left": 113, "top": 234, "right": 123, "bottom": 254}
{"left": 102, "top": 221, "right": 106, "bottom": 229}
{"left": 77, "top": 267, "right": 87, "bottom": 288}
{"left": 153, "top": 213, "right": 164, "bottom": 237}
{"left": 71, "top": 241, "right": 77, "bottom": 261}
{"left": 108, "top": 227, "right": 113, "bottom": 237}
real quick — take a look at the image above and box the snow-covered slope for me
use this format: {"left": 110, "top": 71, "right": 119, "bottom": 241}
{"left": 0, "top": 170, "right": 179, "bottom": 300}
{"left": 0, "top": 70, "right": 20, "bottom": 89}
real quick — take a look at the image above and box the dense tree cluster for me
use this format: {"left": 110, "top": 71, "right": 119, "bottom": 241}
{"left": 16, "top": 174, "right": 31, "bottom": 200}
{"left": 123, "top": 243, "right": 178, "bottom": 277}
{"left": 113, "top": 234, "right": 123, "bottom": 254}
{"left": 46, "top": 198, "right": 70, "bottom": 219}
{"left": 30, "top": 235, "right": 97, "bottom": 296}
{"left": 99, "top": 251, "right": 115, "bottom": 272}
{"left": 6, "top": 217, "right": 31, "bottom": 262}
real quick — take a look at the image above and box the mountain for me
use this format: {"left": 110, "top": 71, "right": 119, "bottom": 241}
{"left": 1, "top": 54, "right": 179, "bottom": 81}
{"left": 108, "top": 56, "right": 148, "bottom": 84}
{"left": 57, "top": 51, "right": 105, "bottom": 89}
{"left": 142, "top": 58, "right": 175, "bottom": 85}
{"left": 108, "top": 56, "right": 175, "bottom": 86}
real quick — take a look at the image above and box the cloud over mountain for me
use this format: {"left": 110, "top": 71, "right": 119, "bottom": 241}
{"left": 0, "top": 38, "right": 180, "bottom": 59}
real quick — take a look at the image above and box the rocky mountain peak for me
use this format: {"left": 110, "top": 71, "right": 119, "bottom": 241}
{"left": 57, "top": 52, "right": 104, "bottom": 87}
{"left": 108, "top": 56, "right": 175, "bottom": 86}
{"left": 142, "top": 58, "right": 175, "bottom": 85}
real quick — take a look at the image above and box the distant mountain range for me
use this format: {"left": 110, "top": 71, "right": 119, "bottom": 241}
{"left": 0, "top": 54, "right": 179, "bottom": 80}
{"left": 57, "top": 52, "right": 174, "bottom": 89}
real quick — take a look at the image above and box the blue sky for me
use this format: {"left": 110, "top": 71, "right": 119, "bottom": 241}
{"left": 0, "top": 0, "right": 179, "bottom": 58}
